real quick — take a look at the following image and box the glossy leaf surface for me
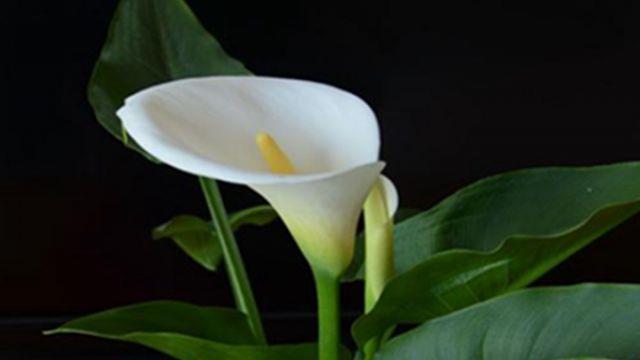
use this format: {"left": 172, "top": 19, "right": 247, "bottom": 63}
{"left": 375, "top": 285, "right": 640, "bottom": 360}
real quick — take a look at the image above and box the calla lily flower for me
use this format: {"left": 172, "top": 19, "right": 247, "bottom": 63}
{"left": 362, "top": 175, "right": 398, "bottom": 358}
{"left": 379, "top": 176, "right": 399, "bottom": 219}
{"left": 117, "top": 76, "right": 385, "bottom": 277}
{"left": 364, "top": 175, "right": 398, "bottom": 310}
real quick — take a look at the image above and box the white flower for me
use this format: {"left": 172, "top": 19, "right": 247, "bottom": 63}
{"left": 118, "top": 76, "right": 385, "bottom": 276}
{"left": 364, "top": 175, "right": 399, "bottom": 311}
{"left": 378, "top": 175, "right": 399, "bottom": 219}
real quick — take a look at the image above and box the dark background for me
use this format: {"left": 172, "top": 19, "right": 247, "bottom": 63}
{"left": 2, "top": 0, "right": 640, "bottom": 357}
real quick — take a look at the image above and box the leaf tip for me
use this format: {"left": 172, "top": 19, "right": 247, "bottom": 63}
{"left": 42, "top": 328, "right": 61, "bottom": 336}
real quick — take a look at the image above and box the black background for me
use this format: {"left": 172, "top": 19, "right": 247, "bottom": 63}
{"left": 2, "top": 0, "right": 640, "bottom": 357}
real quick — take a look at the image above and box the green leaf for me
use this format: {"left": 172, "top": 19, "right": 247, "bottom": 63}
{"left": 45, "top": 301, "right": 345, "bottom": 360}
{"left": 153, "top": 206, "right": 277, "bottom": 271}
{"left": 375, "top": 284, "right": 640, "bottom": 360}
{"left": 89, "top": 0, "right": 250, "bottom": 159}
{"left": 106, "top": 335, "right": 326, "bottom": 360}
{"left": 393, "top": 208, "right": 422, "bottom": 223}
{"left": 229, "top": 205, "right": 278, "bottom": 231}
{"left": 45, "top": 301, "right": 258, "bottom": 344}
{"left": 153, "top": 215, "right": 222, "bottom": 271}
{"left": 395, "top": 162, "right": 640, "bottom": 274}
{"left": 352, "top": 162, "right": 640, "bottom": 347}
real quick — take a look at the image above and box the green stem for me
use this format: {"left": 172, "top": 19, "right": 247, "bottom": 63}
{"left": 199, "top": 177, "right": 266, "bottom": 344}
{"left": 312, "top": 268, "right": 341, "bottom": 360}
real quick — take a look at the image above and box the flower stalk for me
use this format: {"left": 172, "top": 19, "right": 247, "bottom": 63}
{"left": 312, "top": 268, "right": 341, "bottom": 360}
{"left": 199, "top": 177, "right": 266, "bottom": 344}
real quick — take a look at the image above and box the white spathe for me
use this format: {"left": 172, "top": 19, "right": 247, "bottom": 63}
{"left": 379, "top": 175, "right": 399, "bottom": 219}
{"left": 118, "top": 76, "right": 384, "bottom": 276}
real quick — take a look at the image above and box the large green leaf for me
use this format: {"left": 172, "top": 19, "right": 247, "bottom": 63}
{"left": 153, "top": 206, "right": 277, "bottom": 271}
{"left": 45, "top": 301, "right": 258, "bottom": 344}
{"left": 352, "top": 162, "right": 640, "bottom": 347}
{"left": 89, "top": 0, "right": 250, "bottom": 159}
{"left": 393, "top": 162, "right": 640, "bottom": 274}
{"left": 375, "top": 284, "right": 640, "bottom": 359}
{"left": 46, "top": 301, "right": 345, "bottom": 360}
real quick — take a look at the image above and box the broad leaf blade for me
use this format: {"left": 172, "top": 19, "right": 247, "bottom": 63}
{"left": 45, "top": 301, "right": 258, "bottom": 344}
{"left": 353, "top": 162, "right": 640, "bottom": 347}
{"left": 45, "top": 301, "right": 346, "bottom": 360}
{"left": 153, "top": 215, "right": 222, "bottom": 271}
{"left": 394, "top": 162, "right": 640, "bottom": 274}
{"left": 375, "top": 284, "right": 640, "bottom": 360}
{"left": 89, "top": 0, "right": 250, "bottom": 158}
